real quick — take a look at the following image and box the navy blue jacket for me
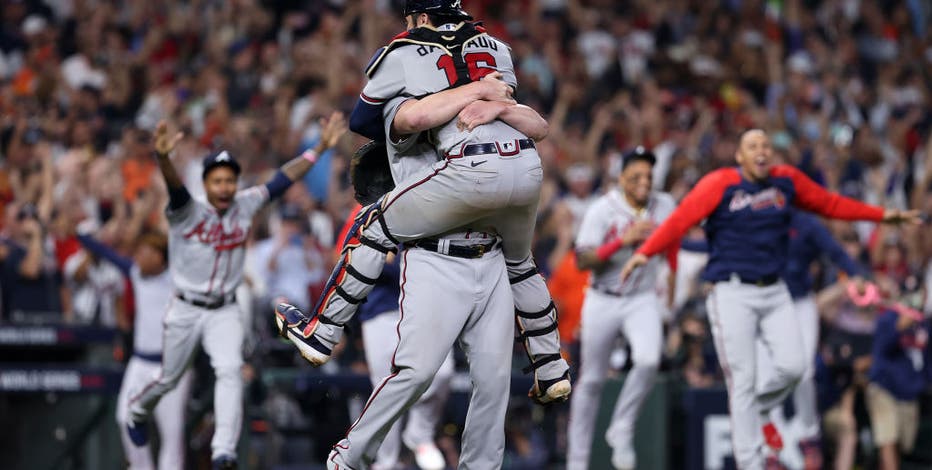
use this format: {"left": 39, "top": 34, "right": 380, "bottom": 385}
{"left": 869, "top": 311, "right": 931, "bottom": 401}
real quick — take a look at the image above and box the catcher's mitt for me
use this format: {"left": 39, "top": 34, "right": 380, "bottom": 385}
{"left": 349, "top": 140, "right": 395, "bottom": 205}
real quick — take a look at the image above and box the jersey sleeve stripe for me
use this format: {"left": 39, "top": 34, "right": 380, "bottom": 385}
{"left": 360, "top": 93, "right": 385, "bottom": 105}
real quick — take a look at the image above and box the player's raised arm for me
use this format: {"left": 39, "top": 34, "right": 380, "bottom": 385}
{"left": 152, "top": 121, "right": 189, "bottom": 209}
{"left": 268, "top": 111, "right": 347, "bottom": 199}
{"left": 779, "top": 165, "right": 921, "bottom": 225}
{"left": 391, "top": 72, "right": 515, "bottom": 136}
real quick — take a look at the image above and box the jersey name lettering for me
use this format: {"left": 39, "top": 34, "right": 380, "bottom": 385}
{"left": 728, "top": 188, "right": 786, "bottom": 212}
{"left": 183, "top": 218, "right": 246, "bottom": 250}
{"left": 465, "top": 36, "right": 498, "bottom": 51}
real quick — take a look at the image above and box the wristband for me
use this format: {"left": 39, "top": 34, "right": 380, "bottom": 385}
{"left": 302, "top": 149, "right": 318, "bottom": 164}
{"left": 595, "top": 237, "right": 624, "bottom": 262}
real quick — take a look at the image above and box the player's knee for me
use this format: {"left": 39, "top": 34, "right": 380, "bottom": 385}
{"left": 776, "top": 355, "right": 806, "bottom": 383}
{"left": 631, "top": 351, "right": 661, "bottom": 370}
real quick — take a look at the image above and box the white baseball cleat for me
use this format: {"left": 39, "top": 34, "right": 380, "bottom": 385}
{"left": 274, "top": 303, "right": 332, "bottom": 366}
{"left": 529, "top": 370, "right": 572, "bottom": 405}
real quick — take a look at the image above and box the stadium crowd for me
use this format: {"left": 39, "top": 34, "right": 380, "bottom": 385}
{"left": 1, "top": 0, "right": 931, "bottom": 468}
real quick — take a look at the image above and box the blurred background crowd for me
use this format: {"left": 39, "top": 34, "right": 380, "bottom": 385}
{"left": 1, "top": 0, "right": 931, "bottom": 468}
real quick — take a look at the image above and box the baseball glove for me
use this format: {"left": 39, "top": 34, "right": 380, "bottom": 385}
{"left": 350, "top": 140, "right": 395, "bottom": 205}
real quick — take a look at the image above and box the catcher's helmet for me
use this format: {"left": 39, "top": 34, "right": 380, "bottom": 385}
{"left": 403, "top": 0, "right": 473, "bottom": 20}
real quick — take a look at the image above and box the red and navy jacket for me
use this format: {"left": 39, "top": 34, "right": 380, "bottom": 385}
{"left": 636, "top": 165, "right": 884, "bottom": 283}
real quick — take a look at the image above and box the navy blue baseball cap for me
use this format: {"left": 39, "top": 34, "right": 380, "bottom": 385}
{"left": 201, "top": 150, "right": 241, "bottom": 180}
{"left": 621, "top": 146, "right": 656, "bottom": 169}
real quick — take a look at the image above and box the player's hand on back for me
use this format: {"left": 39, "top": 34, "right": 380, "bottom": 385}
{"left": 477, "top": 72, "right": 516, "bottom": 104}
{"left": 457, "top": 100, "right": 508, "bottom": 132}
{"left": 153, "top": 120, "right": 184, "bottom": 156}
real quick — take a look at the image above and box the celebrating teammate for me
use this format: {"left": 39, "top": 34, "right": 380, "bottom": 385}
{"left": 620, "top": 129, "right": 920, "bottom": 468}
{"left": 568, "top": 147, "right": 677, "bottom": 470}
{"left": 276, "top": 0, "right": 571, "bottom": 404}
{"left": 76, "top": 230, "right": 191, "bottom": 470}
{"left": 338, "top": 203, "right": 452, "bottom": 470}
{"left": 758, "top": 210, "right": 867, "bottom": 468}
{"left": 125, "top": 113, "right": 346, "bottom": 469}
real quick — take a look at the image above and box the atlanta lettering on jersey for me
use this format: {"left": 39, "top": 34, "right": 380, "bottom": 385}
{"left": 183, "top": 217, "right": 246, "bottom": 252}
{"left": 728, "top": 187, "right": 787, "bottom": 212}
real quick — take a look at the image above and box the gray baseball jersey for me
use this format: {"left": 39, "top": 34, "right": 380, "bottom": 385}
{"left": 362, "top": 26, "right": 524, "bottom": 155}
{"left": 575, "top": 190, "right": 677, "bottom": 295}
{"left": 166, "top": 186, "right": 268, "bottom": 297}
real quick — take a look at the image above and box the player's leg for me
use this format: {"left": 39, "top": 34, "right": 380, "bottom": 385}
{"left": 329, "top": 249, "right": 470, "bottom": 468}
{"left": 128, "top": 301, "right": 201, "bottom": 442}
{"left": 756, "top": 285, "right": 806, "bottom": 415}
{"left": 566, "top": 291, "right": 625, "bottom": 470}
{"left": 200, "top": 303, "right": 245, "bottom": 462}
{"left": 606, "top": 292, "right": 663, "bottom": 469}
{"left": 361, "top": 311, "right": 405, "bottom": 469}
{"left": 792, "top": 295, "right": 821, "bottom": 440}
{"left": 706, "top": 283, "right": 766, "bottom": 469}
{"left": 480, "top": 200, "right": 570, "bottom": 403}
{"left": 116, "top": 357, "right": 156, "bottom": 468}
{"left": 279, "top": 160, "right": 487, "bottom": 365}
{"left": 456, "top": 249, "right": 514, "bottom": 470}
{"left": 402, "top": 350, "right": 453, "bottom": 470}
{"left": 153, "top": 367, "right": 194, "bottom": 470}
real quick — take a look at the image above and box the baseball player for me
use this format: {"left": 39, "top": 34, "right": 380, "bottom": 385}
{"left": 756, "top": 210, "right": 866, "bottom": 468}
{"left": 621, "top": 129, "right": 920, "bottom": 469}
{"left": 567, "top": 147, "right": 677, "bottom": 470}
{"left": 339, "top": 203, "right": 452, "bottom": 470}
{"left": 125, "top": 113, "right": 346, "bottom": 470}
{"left": 76, "top": 230, "right": 192, "bottom": 470}
{"left": 298, "top": 93, "right": 547, "bottom": 468}
{"left": 277, "top": 0, "right": 570, "bottom": 405}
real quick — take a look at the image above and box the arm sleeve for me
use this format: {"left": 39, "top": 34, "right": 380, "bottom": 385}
{"left": 76, "top": 234, "right": 133, "bottom": 276}
{"left": 636, "top": 171, "right": 731, "bottom": 257}
{"left": 264, "top": 170, "right": 294, "bottom": 200}
{"left": 384, "top": 97, "right": 421, "bottom": 152}
{"left": 351, "top": 50, "right": 407, "bottom": 140}
{"left": 779, "top": 166, "right": 885, "bottom": 221}
{"left": 806, "top": 216, "right": 867, "bottom": 277}
{"left": 167, "top": 185, "right": 192, "bottom": 211}
{"left": 665, "top": 238, "right": 680, "bottom": 272}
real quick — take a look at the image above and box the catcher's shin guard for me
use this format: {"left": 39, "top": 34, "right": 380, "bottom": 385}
{"left": 278, "top": 200, "right": 397, "bottom": 365}
{"left": 509, "top": 258, "right": 571, "bottom": 404}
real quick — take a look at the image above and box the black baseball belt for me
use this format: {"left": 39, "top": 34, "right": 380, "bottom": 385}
{"left": 176, "top": 291, "right": 237, "bottom": 310}
{"left": 407, "top": 238, "right": 499, "bottom": 259}
{"left": 452, "top": 139, "right": 536, "bottom": 158}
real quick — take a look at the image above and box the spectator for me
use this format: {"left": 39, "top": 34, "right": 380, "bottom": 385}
{"left": 0, "top": 202, "right": 61, "bottom": 323}
{"left": 867, "top": 291, "right": 931, "bottom": 470}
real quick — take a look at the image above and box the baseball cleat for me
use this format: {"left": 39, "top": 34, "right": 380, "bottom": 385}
{"left": 275, "top": 303, "right": 332, "bottom": 366}
{"left": 126, "top": 417, "right": 148, "bottom": 447}
{"left": 762, "top": 422, "right": 784, "bottom": 452}
{"left": 529, "top": 370, "right": 571, "bottom": 405}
